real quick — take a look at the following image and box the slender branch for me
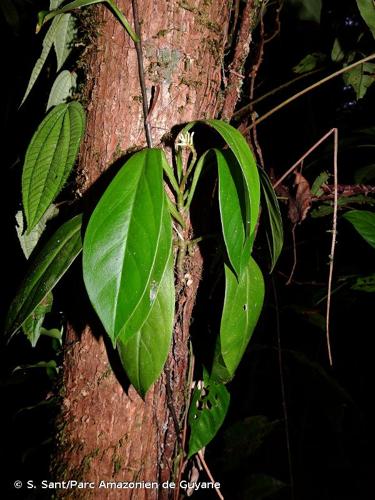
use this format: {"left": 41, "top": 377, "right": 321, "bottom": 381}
{"left": 197, "top": 451, "right": 224, "bottom": 500}
{"left": 286, "top": 224, "right": 297, "bottom": 285}
{"left": 326, "top": 129, "right": 338, "bottom": 366}
{"left": 132, "top": 0, "right": 152, "bottom": 147}
{"left": 243, "top": 53, "right": 375, "bottom": 134}
{"left": 232, "top": 67, "right": 323, "bottom": 120}
{"left": 273, "top": 128, "right": 335, "bottom": 189}
{"left": 273, "top": 128, "right": 339, "bottom": 365}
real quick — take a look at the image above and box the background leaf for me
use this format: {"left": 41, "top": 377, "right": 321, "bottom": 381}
{"left": 343, "top": 63, "right": 375, "bottom": 100}
{"left": 20, "top": 15, "right": 61, "bottom": 106}
{"left": 5, "top": 214, "right": 82, "bottom": 338}
{"left": 293, "top": 52, "right": 325, "bottom": 74}
{"left": 47, "top": 70, "right": 77, "bottom": 111}
{"left": 22, "top": 102, "right": 85, "bottom": 231}
{"left": 244, "top": 474, "right": 285, "bottom": 500}
{"left": 356, "top": 0, "right": 375, "bottom": 39}
{"left": 259, "top": 168, "right": 284, "bottom": 272}
{"left": 343, "top": 210, "right": 375, "bottom": 249}
{"left": 351, "top": 274, "right": 375, "bottom": 292}
{"left": 221, "top": 416, "right": 279, "bottom": 471}
{"left": 220, "top": 258, "right": 264, "bottom": 378}
{"left": 216, "top": 149, "right": 246, "bottom": 277}
{"left": 53, "top": 13, "right": 76, "bottom": 71}
{"left": 188, "top": 382, "right": 230, "bottom": 458}
{"left": 83, "top": 149, "right": 172, "bottom": 346}
{"left": 202, "top": 120, "right": 260, "bottom": 251}
{"left": 117, "top": 256, "right": 174, "bottom": 396}
{"left": 16, "top": 204, "right": 59, "bottom": 259}
{"left": 286, "top": 0, "right": 322, "bottom": 23}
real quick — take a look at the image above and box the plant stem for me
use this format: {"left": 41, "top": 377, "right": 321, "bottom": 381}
{"left": 132, "top": 0, "right": 152, "bottom": 147}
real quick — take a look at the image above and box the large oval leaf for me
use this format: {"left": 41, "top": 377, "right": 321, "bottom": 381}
{"left": 117, "top": 255, "right": 174, "bottom": 397}
{"left": 220, "top": 257, "right": 264, "bottom": 378}
{"left": 22, "top": 102, "right": 85, "bottom": 232}
{"left": 188, "top": 382, "right": 230, "bottom": 458}
{"left": 343, "top": 209, "right": 375, "bottom": 249}
{"left": 203, "top": 120, "right": 260, "bottom": 251}
{"left": 259, "top": 168, "right": 284, "bottom": 272}
{"left": 5, "top": 214, "right": 82, "bottom": 338}
{"left": 83, "top": 149, "right": 172, "bottom": 346}
{"left": 216, "top": 149, "right": 246, "bottom": 277}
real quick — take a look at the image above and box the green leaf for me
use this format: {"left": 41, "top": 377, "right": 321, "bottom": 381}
{"left": 39, "top": 0, "right": 139, "bottom": 42}
{"left": 13, "top": 360, "right": 59, "bottom": 379}
{"left": 220, "top": 258, "right": 264, "bottom": 378}
{"left": 244, "top": 474, "right": 285, "bottom": 500}
{"left": 287, "top": 0, "right": 322, "bottom": 23}
{"left": 22, "top": 102, "right": 85, "bottom": 232}
{"left": 22, "top": 292, "right": 53, "bottom": 347}
{"left": 311, "top": 196, "right": 375, "bottom": 218}
{"left": 331, "top": 38, "right": 344, "bottom": 63}
{"left": 47, "top": 70, "right": 77, "bottom": 111}
{"left": 259, "top": 168, "right": 284, "bottom": 272}
{"left": 117, "top": 256, "right": 174, "bottom": 396}
{"left": 83, "top": 149, "right": 172, "bottom": 346}
{"left": 203, "top": 120, "right": 260, "bottom": 252}
{"left": 354, "top": 164, "right": 375, "bottom": 183}
{"left": 20, "top": 15, "right": 61, "bottom": 106}
{"left": 53, "top": 13, "right": 77, "bottom": 71}
{"left": 356, "top": 0, "right": 375, "bottom": 39}
{"left": 351, "top": 273, "right": 375, "bottom": 292}
{"left": 40, "top": 326, "right": 64, "bottom": 343}
{"left": 343, "top": 63, "right": 375, "bottom": 100}
{"left": 211, "top": 337, "right": 232, "bottom": 383}
{"left": 343, "top": 210, "right": 375, "bottom": 249}
{"left": 188, "top": 382, "right": 230, "bottom": 458}
{"left": 50, "top": 0, "right": 65, "bottom": 8}
{"left": 16, "top": 204, "right": 59, "bottom": 259}
{"left": 5, "top": 214, "right": 82, "bottom": 339}
{"left": 310, "top": 171, "right": 330, "bottom": 197}
{"left": 216, "top": 149, "right": 246, "bottom": 277}
{"left": 293, "top": 52, "right": 326, "bottom": 74}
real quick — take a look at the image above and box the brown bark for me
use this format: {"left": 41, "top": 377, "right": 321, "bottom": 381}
{"left": 52, "top": 1, "right": 255, "bottom": 498}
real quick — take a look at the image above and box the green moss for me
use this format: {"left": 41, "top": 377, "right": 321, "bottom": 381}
{"left": 113, "top": 457, "right": 122, "bottom": 474}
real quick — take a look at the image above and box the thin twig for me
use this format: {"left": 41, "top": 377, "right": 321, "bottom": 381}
{"left": 326, "top": 129, "right": 338, "bottom": 366}
{"left": 232, "top": 68, "right": 323, "bottom": 120}
{"left": 271, "top": 277, "right": 295, "bottom": 500}
{"left": 274, "top": 128, "right": 338, "bottom": 365}
{"left": 286, "top": 224, "right": 297, "bottom": 285}
{"left": 273, "top": 128, "right": 335, "bottom": 189}
{"left": 243, "top": 53, "right": 375, "bottom": 134}
{"left": 132, "top": 0, "right": 152, "bottom": 147}
{"left": 197, "top": 450, "right": 224, "bottom": 500}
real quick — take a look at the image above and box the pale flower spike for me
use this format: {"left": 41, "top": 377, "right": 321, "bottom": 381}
{"left": 176, "top": 131, "right": 195, "bottom": 149}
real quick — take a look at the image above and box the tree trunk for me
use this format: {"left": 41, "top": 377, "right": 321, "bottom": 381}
{"left": 52, "top": 1, "right": 259, "bottom": 498}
